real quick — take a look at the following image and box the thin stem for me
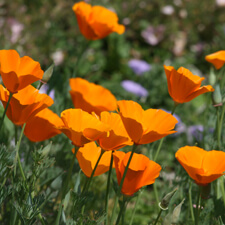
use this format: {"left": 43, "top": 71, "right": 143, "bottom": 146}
{"left": 55, "top": 203, "right": 63, "bottom": 225}
{"left": 220, "top": 176, "right": 225, "bottom": 207}
{"left": 153, "top": 182, "right": 159, "bottom": 212}
{"left": 129, "top": 190, "right": 142, "bottom": 225}
{"left": 153, "top": 209, "right": 162, "bottom": 225}
{"left": 115, "top": 197, "right": 127, "bottom": 225}
{"left": 218, "top": 104, "right": 225, "bottom": 149}
{"left": 171, "top": 102, "right": 179, "bottom": 115}
{"left": 0, "top": 92, "right": 13, "bottom": 131}
{"left": 194, "top": 187, "right": 201, "bottom": 225}
{"left": 188, "top": 180, "right": 195, "bottom": 223}
{"left": 217, "top": 108, "right": 221, "bottom": 150}
{"left": 105, "top": 151, "right": 114, "bottom": 225}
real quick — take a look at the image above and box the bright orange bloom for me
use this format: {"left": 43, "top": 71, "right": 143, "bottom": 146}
{"left": 56, "top": 108, "right": 110, "bottom": 147}
{"left": 97, "top": 111, "right": 133, "bottom": 151}
{"left": 0, "top": 49, "right": 44, "bottom": 93}
{"left": 205, "top": 50, "right": 225, "bottom": 69}
{"left": 69, "top": 78, "right": 117, "bottom": 116}
{"left": 75, "top": 142, "right": 113, "bottom": 177}
{"left": 175, "top": 146, "right": 225, "bottom": 186}
{"left": 24, "top": 108, "right": 63, "bottom": 142}
{"left": 117, "top": 100, "right": 178, "bottom": 145}
{"left": 0, "top": 85, "right": 53, "bottom": 126}
{"left": 164, "top": 66, "right": 214, "bottom": 104}
{"left": 113, "top": 151, "right": 161, "bottom": 196}
{"left": 72, "top": 1, "right": 125, "bottom": 40}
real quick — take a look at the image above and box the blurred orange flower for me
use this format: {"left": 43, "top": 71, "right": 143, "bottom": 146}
{"left": 175, "top": 146, "right": 225, "bottom": 185}
{"left": 97, "top": 111, "right": 133, "bottom": 151}
{"left": 72, "top": 1, "right": 125, "bottom": 40}
{"left": 69, "top": 78, "right": 117, "bottom": 116}
{"left": 56, "top": 108, "right": 110, "bottom": 147}
{"left": 75, "top": 142, "right": 113, "bottom": 177}
{"left": 113, "top": 151, "right": 161, "bottom": 196}
{"left": 117, "top": 100, "right": 178, "bottom": 145}
{"left": 24, "top": 108, "right": 63, "bottom": 142}
{"left": 0, "top": 49, "right": 44, "bottom": 93}
{"left": 0, "top": 84, "right": 53, "bottom": 126}
{"left": 205, "top": 50, "right": 225, "bottom": 69}
{"left": 164, "top": 66, "right": 214, "bottom": 104}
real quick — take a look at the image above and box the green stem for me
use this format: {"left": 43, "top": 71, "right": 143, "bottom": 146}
{"left": 188, "top": 180, "right": 195, "bottom": 223}
{"left": 220, "top": 176, "right": 225, "bottom": 207}
{"left": 105, "top": 151, "right": 114, "bottom": 225}
{"left": 153, "top": 182, "right": 159, "bottom": 212}
{"left": 217, "top": 108, "right": 221, "bottom": 150}
{"left": 195, "top": 187, "right": 201, "bottom": 225}
{"left": 115, "top": 197, "right": 127, "bottom": 225}
{"left": 0, "top": 92, "right": 13, "bottom": 131}
{"left": 218, "top": 104, "right": 225, "bottom": 150}
{"left": 55, "top": 203, "right": 63, "bottom": 225}
{"left": 171, "top": 102, "right": 179, "bottom": 115}
{"left": 153, "top": 209, "right": 162, "bottom": 225}
{"left": 129, "top": 190, "right": 142, "bottom": 225}
{"left": 110, "top": 145, "right": 137, "bottom": 225}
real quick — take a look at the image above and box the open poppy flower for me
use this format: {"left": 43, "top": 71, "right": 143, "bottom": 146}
{"left": 75, "top": 142, "right": 113, "bottom": 177}
{"left": 72, "top": 1, "right": 125, "bottom": 40}
{"left": 205, "top": 50, "right": 225, "bottom": 69}
{"left": 164, "top": 66, "right": 214, "bottom": 104}
{"left": 24, "top": 108, "right": 63, "bottom": 142}
{"left": 113, "top": 151, "right": 161, "bottom": 196}
{"left": 0, "top": 49, "right": 44, "bottom": 93}
{"left": 97, "top": 111, "right": 133, "bottom": 151}
{"left": 175, "top": 146, "right": 225, "bottom": 185}
{"left": 56, "top": 108, "right": 110, "bottom": 147}
{"left": 0, "top": 84, "right": 53, "bottom": 126}
{"left": 69, "top": 78, "right": 117, "bottom": 116}
{"left": 117, "top": 100, "right": 178, "bottom": 145}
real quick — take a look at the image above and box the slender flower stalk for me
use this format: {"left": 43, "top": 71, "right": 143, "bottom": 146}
{"left": 129, "top": 190, "right": 142, "bottom": 225}
{"left": 115, "top": 196, "right": 127, "bottom": 225}
{"left": 153, "top": 209, "right": 163, "bottom": 225}
{"left": 188, "top": 180, "right": 195, "bottom": 223}
{"left": 195, "top": 188, "right": 201, "bottom": 225}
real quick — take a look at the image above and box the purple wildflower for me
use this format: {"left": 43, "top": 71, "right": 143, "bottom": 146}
{"left": 128, "top": 59, "right": 151, "bottom": 75}
{"left": 39, "top": 84, "right": 55, "bottom": 100}
{"left": 121, "top": 80, "right": 148, "bottom": 97}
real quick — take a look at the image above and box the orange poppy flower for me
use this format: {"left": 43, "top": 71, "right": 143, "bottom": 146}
{"left": 205, "top": 50, "right": 225, "bottom": 69}
{"left": 97, "top": 111, "right": 133, "bottom": 151}
{"left": 0, "top": 49, "right": 44, "bottom": 93}
{"left": 113, "top": 151, "right": 161, "bottom": 196}
{"left": 56, "top": 108, "right": 110, "bottom": 147}
{"left": 175, "top": 146, "right": 225, "bottom": 185}
{"left": 69, "top": 78, "right": 117, "bottom": 116}
{"left": 117, "top": 100, "right": 178, "bottom": 145}
{"left": 72, "top": 2, "right": 125, "bottom": 40}
{"left": 164, "top": 66, "right": 214, "bottom": 104}
{"left": 75, "top": 142, "right": 113, "bottom": 177}
{"left": 24, "top": 108, "right": 63, "bottom": 142}
{"left": 0, "top": 84, "right": 53, "bottom": 126}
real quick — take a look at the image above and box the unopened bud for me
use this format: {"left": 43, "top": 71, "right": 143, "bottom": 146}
{"left": 41, "top": 64, "right": 54, "bottom": 84}
{"left": 171, "top": 198, "right": 185, "bottom": 224}
{"left": 209, "top": 68, "right": 216, "bottom": 86}
{"left": 159, "top": 188, "right": 178, "bottom": 210}
{"left": 212, "top": 84, "right": 222, "bottom": 107}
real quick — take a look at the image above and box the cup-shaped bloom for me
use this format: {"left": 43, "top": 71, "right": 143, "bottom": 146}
{"left": 72, "top": 2, "right": 125, "bottom": 40}
{"left": 205, "top": 50, "right": 225, "bottom": 69}
{"left": 75, "top": 142, "right": 113, "bottom": 177}
{"left": 117, "top": 100, "right": 178, "bottom": 145}
{"left": 0, "top": 84, "right": 53, "bottom": 126}
{"left": 24, "top": 108, "right": 63, "bottom": 142}
{"left": 56, "top": 108, "right": 110, "bottom": 147}
{"left": 175, "top": 146, "right": 225, "bottom": 185}
{"left": 69, "top": 78, "right": 117, "bottom": 116}
{"left": 0, "top": 49, "right": 44, "bottom": 93}
{"left": 164, "top": 66, "right": 214, "bottom": 104}
{"left": 113, "top": 151, "right": 161, "bottom": 196}
{"left": 97, "top": 111, "right": 133, "bottom": 151}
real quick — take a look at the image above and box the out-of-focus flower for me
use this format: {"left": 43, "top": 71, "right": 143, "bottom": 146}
{"left": 175, "top": 146, "right": 225, "bottom": 185}
{"left": 121, "top": 80, "right": 148, "bottom": 97}
{"left": 51, "top": 50, "right": 64, "bottom": 66}
{"left": 187, "top": 125, "right": 204, "bottom": 143}
{"left": 97, "top": 111, "right": 133, "bottom": 151}
{"left": 70, "top": 78, "right": 117, "bottom": 116}
{"left": 75, "top": 142, "right": 113, "bottom": 177}
{"left": 72, "top": 1, "right": 125, "bottom": 40}
{"left": 164, "top": 66, "right": 214, "bottom": 104}
{"left": 205, "top": 50, "right": 225, "bottom": 69}
{"left": 216, "top": 0, "right": 225, "bottom": 7}
{"left": 117, "top": 100, "right": 178, "bottom": 145}
{"left": 141, "top": 25, "right": 165, "bottom": 46}
{"left": 161, "top": 5, "right": 175, "bottom": 15}
{"left": 172, "top": 31, "right": 187, "bottom": 56}
{"left": 56, "top": 108, "right": 110, "bottom": 147}
{"left": 113, "top": 151, "right": 161, "bottom": 195}
{"left": 39, "top": 84, "right": 55, "bottom": 100}
{"left": 24, "top": 108, "right": 63, "bottom": 142}
{"left": 7, "top": 18, "right": 24, "bottom": 43}
{"left": 0, "top": 49, "right": 44, "bottom": 93}
{"left": 0, "top": 85, "right": 53, "bottom": 126}
{"left": 128, "top": 59, "right": 151, "bottom": 75}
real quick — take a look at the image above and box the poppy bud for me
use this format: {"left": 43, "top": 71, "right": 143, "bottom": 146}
{"left": 159, "top": 188, "right": 178, "bottom": 210}
{"left": 41, "top": 64, "right": 54, "bottom": 84}
{"left": 212, "top": 84, "right": 222, "bottom": 107}
{"left": 171, "top": 198, "right": 185, "bottom": 224}
{"left": 208, "top": 68, "right": 216, "bottom": 86}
